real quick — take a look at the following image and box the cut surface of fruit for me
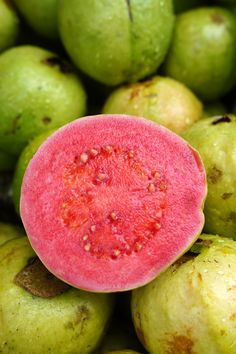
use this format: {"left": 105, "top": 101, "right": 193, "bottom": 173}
{"left": 20, "top": 114, "right": 207, "bottom": 292}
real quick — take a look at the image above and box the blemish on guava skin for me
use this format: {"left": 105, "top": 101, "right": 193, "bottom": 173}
{"left": 134, "top": 311, "right": 146, "bottom": 347}
{"left": 222, "top": 192, "right": 233, "bottom": 200}
{"left": 166, "top": 334, "right": 195, "bottom": 354}
{"left": 65, "top": 305, "right": 90, "bottom": 331}
{"left": 9, "top": 114, "right": 21, "bottom": 135}
{"left": 211, "top": 13, "right": 224, "bottom": 24}
{"left": 211, "top": 115, "right": 231, "bottom": 125}
{"left": 14, "top": 257, "right": 70, "bottom": 298}
{"left": 196, "top": 238, "right": 213, "bottom": 248}
{"left": 42, "top": 116, "right": 52, "bottom": 125}
{"left": 208, "top": 166, "right": 222, "bottom": 184}
{"left": 42, "top": 56, "right": 73, "bottom": 74}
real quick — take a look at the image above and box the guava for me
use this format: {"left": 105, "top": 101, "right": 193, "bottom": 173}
{"left": 0, "top": 236, "right": 115, "bottom": 353}
{"left": 20, "top": 114, "right": 207, "bottom": 292}
{"left": 183, "top": 114, "right": 236, "bottom": 238}
{"left": 13, "top": 0, "right": 58, "bottom": 40}
{"left": 131, "top": 234, "right": 236, "bottom": 354}
{"left": 0, "top": 45, "right": 87, "bottom": 156}
{"left": 0, "top": 0, "right": 19, "bottom": 52}
{"left": 102, "top": 76, "right": 203, "bottom": 134}
{"left": 164, "top": 7, "right": 236, "bottom": 101}
{"left": 0, "top": 222, "right": 24, "bottom": 246}
{"left": 202, "top": 101, "right": 226, "bottom": 119}
{"left": 58, "top": 0, "right": 174, "bottom": 86}
{"left": 12, "top": 129, "right": 55, "bottom": 213}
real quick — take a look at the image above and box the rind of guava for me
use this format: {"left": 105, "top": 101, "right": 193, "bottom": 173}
{"left": 183, "top": 115, "right": 236, "bottom": 238}
{"left": 0, "top": 0, "right": 19, "bottom": 52}
{"left": 20, "top": 114, "right": 207, "bottom": 292}
{"left": 0, "top": 237, "right": 114, "bottom": 354}
{"left": 0, "top": 222, "right": 25, "bottom": 247}
{"left": 164, "top": 7, "right": 236, "bottom": 101}
{"left": 13, "top": 0, "right": 58, "bottom": 39}
{"left": 12, "top": 129, "right": 55, "bottom": 214}
{"left": 102, "top": 76, "right": 203, "bottom": 134}
{"left": 0, "top": 45, "right": 87, "bottom": 156}
{"left": 131, "top": 234, "right": 236, "bottom": 354}
{"left": 58, "top": 0, "right": 174, "bottom": 85}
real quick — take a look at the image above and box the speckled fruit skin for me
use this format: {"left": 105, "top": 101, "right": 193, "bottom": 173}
{"left": 20, "top": 114, "right": 207, "bottom": 293}
{"left": 0, "top": 237, "right": 114, "bottom": 354}
{"left": 0, "top": 45, "right": 87, "bottom": 156}
{"left": 12, "top": 130, "right": 55, "bottom": 214}
{"left": 183, "top": 115, "right": 236, "bottom": 239}
{"left": 13, "top": 0, "right": 58, "bottom": 39}
{"left": 132, "top": 234, "right": 236, "bottom": 354}
{"left": 0, "top": 222, "right": 25, "bottom": 246}
{"left": 164, "top": 7, "right": 236, "bottom": 101}
{"left": 0, "top": 0, "right": 19, "bottom": 52}
{"left": 102, "top": 76, "right": 203, "bottom": 134}
{"left": 58, "top": 0, "right": 174, "bottom": 86}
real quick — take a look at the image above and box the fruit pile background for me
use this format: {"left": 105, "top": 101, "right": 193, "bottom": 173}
{"left": 0, "top": 0, "right": 236, "bottom": 353}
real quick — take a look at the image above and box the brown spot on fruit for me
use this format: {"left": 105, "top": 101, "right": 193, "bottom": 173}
{"left": 134, "top": 312, "right": 146, "bottom": 346}
{"left": 166, "top": 334, "right": 195, "bottom": 354}
{"left": 42, "top": 117, "right": 52, "bottom": 125}
{"left": 42, "top": 56, "right": 73, "bottom": 74}
{"left": 211, "top": 115, "right": 231, "bottom": 125}
{"left": 230, "top": 313, "right": 236, "bottom": 321}
{"left": 211, "top": 14, "right": 224, "bottom": 24}
{"left": 14, "top": 257, "right": 70, "bottom": 298}
{"left": 196, "top": 238, "right": 213, "bottom": 248}
{"left": 208, "top": 166, "right": 222, "bottom": 184}
{"left": 222, "top": 192, "right": 233, "bottom": 200}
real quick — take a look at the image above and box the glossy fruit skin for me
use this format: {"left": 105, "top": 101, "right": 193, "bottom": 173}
{"left": 102, "top": 76, "right": 203, "bottom": 134}
{"left": 164, "top": 7, "right": 236, "bottom": 101}
{"left": 0, "top": 0, "right": 19, "bottom": 52}
{"left": 132, "top": 234, "right": 236, "bottom": 354}
{"left": 0, "top": 45, "right": 87, "bottom": 156}
{"left": 58, "top": 0, "right": 174, "bottom": 86}
{"left": 183, "top": 115, "right": 236, "bottom": 239}
{"left": 0, "top": 237, "right": 115, "bottom": 354}
{"left": 13, "top": 0, "right": 58, "bottom": 39}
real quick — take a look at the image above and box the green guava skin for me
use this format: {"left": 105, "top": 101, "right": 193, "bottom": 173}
{"left": 0, "top": 237, "right": 115, "bottom": 354}
{"left": 0, "top": 222, "right": 24, "bottom": 247}
{"left": 164, "top": 7, "right": 236, "bottom": 101}
{"left": 132, "top": 234, "right": 236, "bottom": 354}
{"left": 102, "top": 76, "right": 203, "bottom": 134}
{"left": 0, "top": 45, "right": 87, "bottom": 156}
{"left": 12, "top": 130, "right": 55, "bottom": 214}
{"left": 0, "top": 150, "right": 17, "bottom": 171}
{"left": 202, "top": 101, "right": 226, "bottom": 119}
{"left": 58, "top": 0, "right": 174, "bottom": 86}
{"left": 0, "top": 0, "right": 19, "bottom": 52}
{"left": 13, "top": 0, "right": 58, "bottom": 39}
{"left": 182, "top": 115, "right": 236, "bottom": 239}
{"left": 173, "top": 0, "right": 204, "bottom": 14}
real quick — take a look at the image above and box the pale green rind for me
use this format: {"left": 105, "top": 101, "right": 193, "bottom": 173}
{"left": 0, "top": 237, "right": 115, "bottom": 353}
{"left": 102, "top": 76, "right": 203, "bottom": 134}
{"left": 58, "top": 0, "right": 174, "bottom": 85}
{"left": 164, "top": 7, "right": 236, "bottom": 101}
{"left": 131, "top": 234, "right": 236, "bottom": 354}
{"left": 13, "top": 0, "right": 58, "bottom": 39}
{"left": 0, "top": 0, "right": 19, "bottom": 52}
{"left": 0, "top": 45, "right": 87, "bottom": 156}
{"left": 183, "top": 115, "right": 236, "bottom": 238}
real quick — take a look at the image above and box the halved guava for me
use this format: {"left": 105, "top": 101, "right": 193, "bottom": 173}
{"left": 20, "top": 114, "right": 207, "bottom": 292}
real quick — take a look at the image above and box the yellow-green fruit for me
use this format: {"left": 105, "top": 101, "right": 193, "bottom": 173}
{"left": 13, "top": 0, "right": 58, "bottom": 39}
{"left": 0, "top": 237, "right": 115, "bottom": 354}
{"left": 0, "top": 45, "right": 87, "bottom": 156}
{"left": 58, "top": 0, "right": 174, "bottom": 86}
{"left": 132, "top": 234, "right": 236, "bottom": 354}
{"left": 0, "top": 0, "right": 19, "bottom": 52}
{"left": 164, "top": 7, "right": 236, "bottom": 101}
{"left": 183, "top": 115, "right": 236, "bottom": 238}
{"left": 0, "top": 222, "right": 24, "bottom": 246}
{"left": 103, "top": 76, "right": 203, "bottom": 134}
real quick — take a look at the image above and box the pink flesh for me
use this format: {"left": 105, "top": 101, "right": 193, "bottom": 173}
{"left": 20, "top": 114, "right": 207, "bottom": 292}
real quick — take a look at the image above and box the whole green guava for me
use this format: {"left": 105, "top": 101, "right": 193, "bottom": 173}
{"left": 0, "top": 0, "right": 19, "bottom": 52}
{"left": 183, "top": 115, "right": 236, "bottom": 238}
{"left": 58, "top": 0, "right": 174, "bottom": 86}
{"left": 132, "top": 234, "right": 236, "bottom": 354}
{"left": 164, "top": 7, "right": 236, "bottom": 101}
{"left": 0, "top": 237, "right": 115, "bottom": 353}
{"left": 0, "top": 45, "right": 87, "bottom": 156}
{"left": 102, "top": 76, "right": 203, "bottom": 134}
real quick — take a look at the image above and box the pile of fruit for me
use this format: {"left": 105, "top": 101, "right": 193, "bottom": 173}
{"left": 0, "top": 0, "right": 236, "bottom": 353}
